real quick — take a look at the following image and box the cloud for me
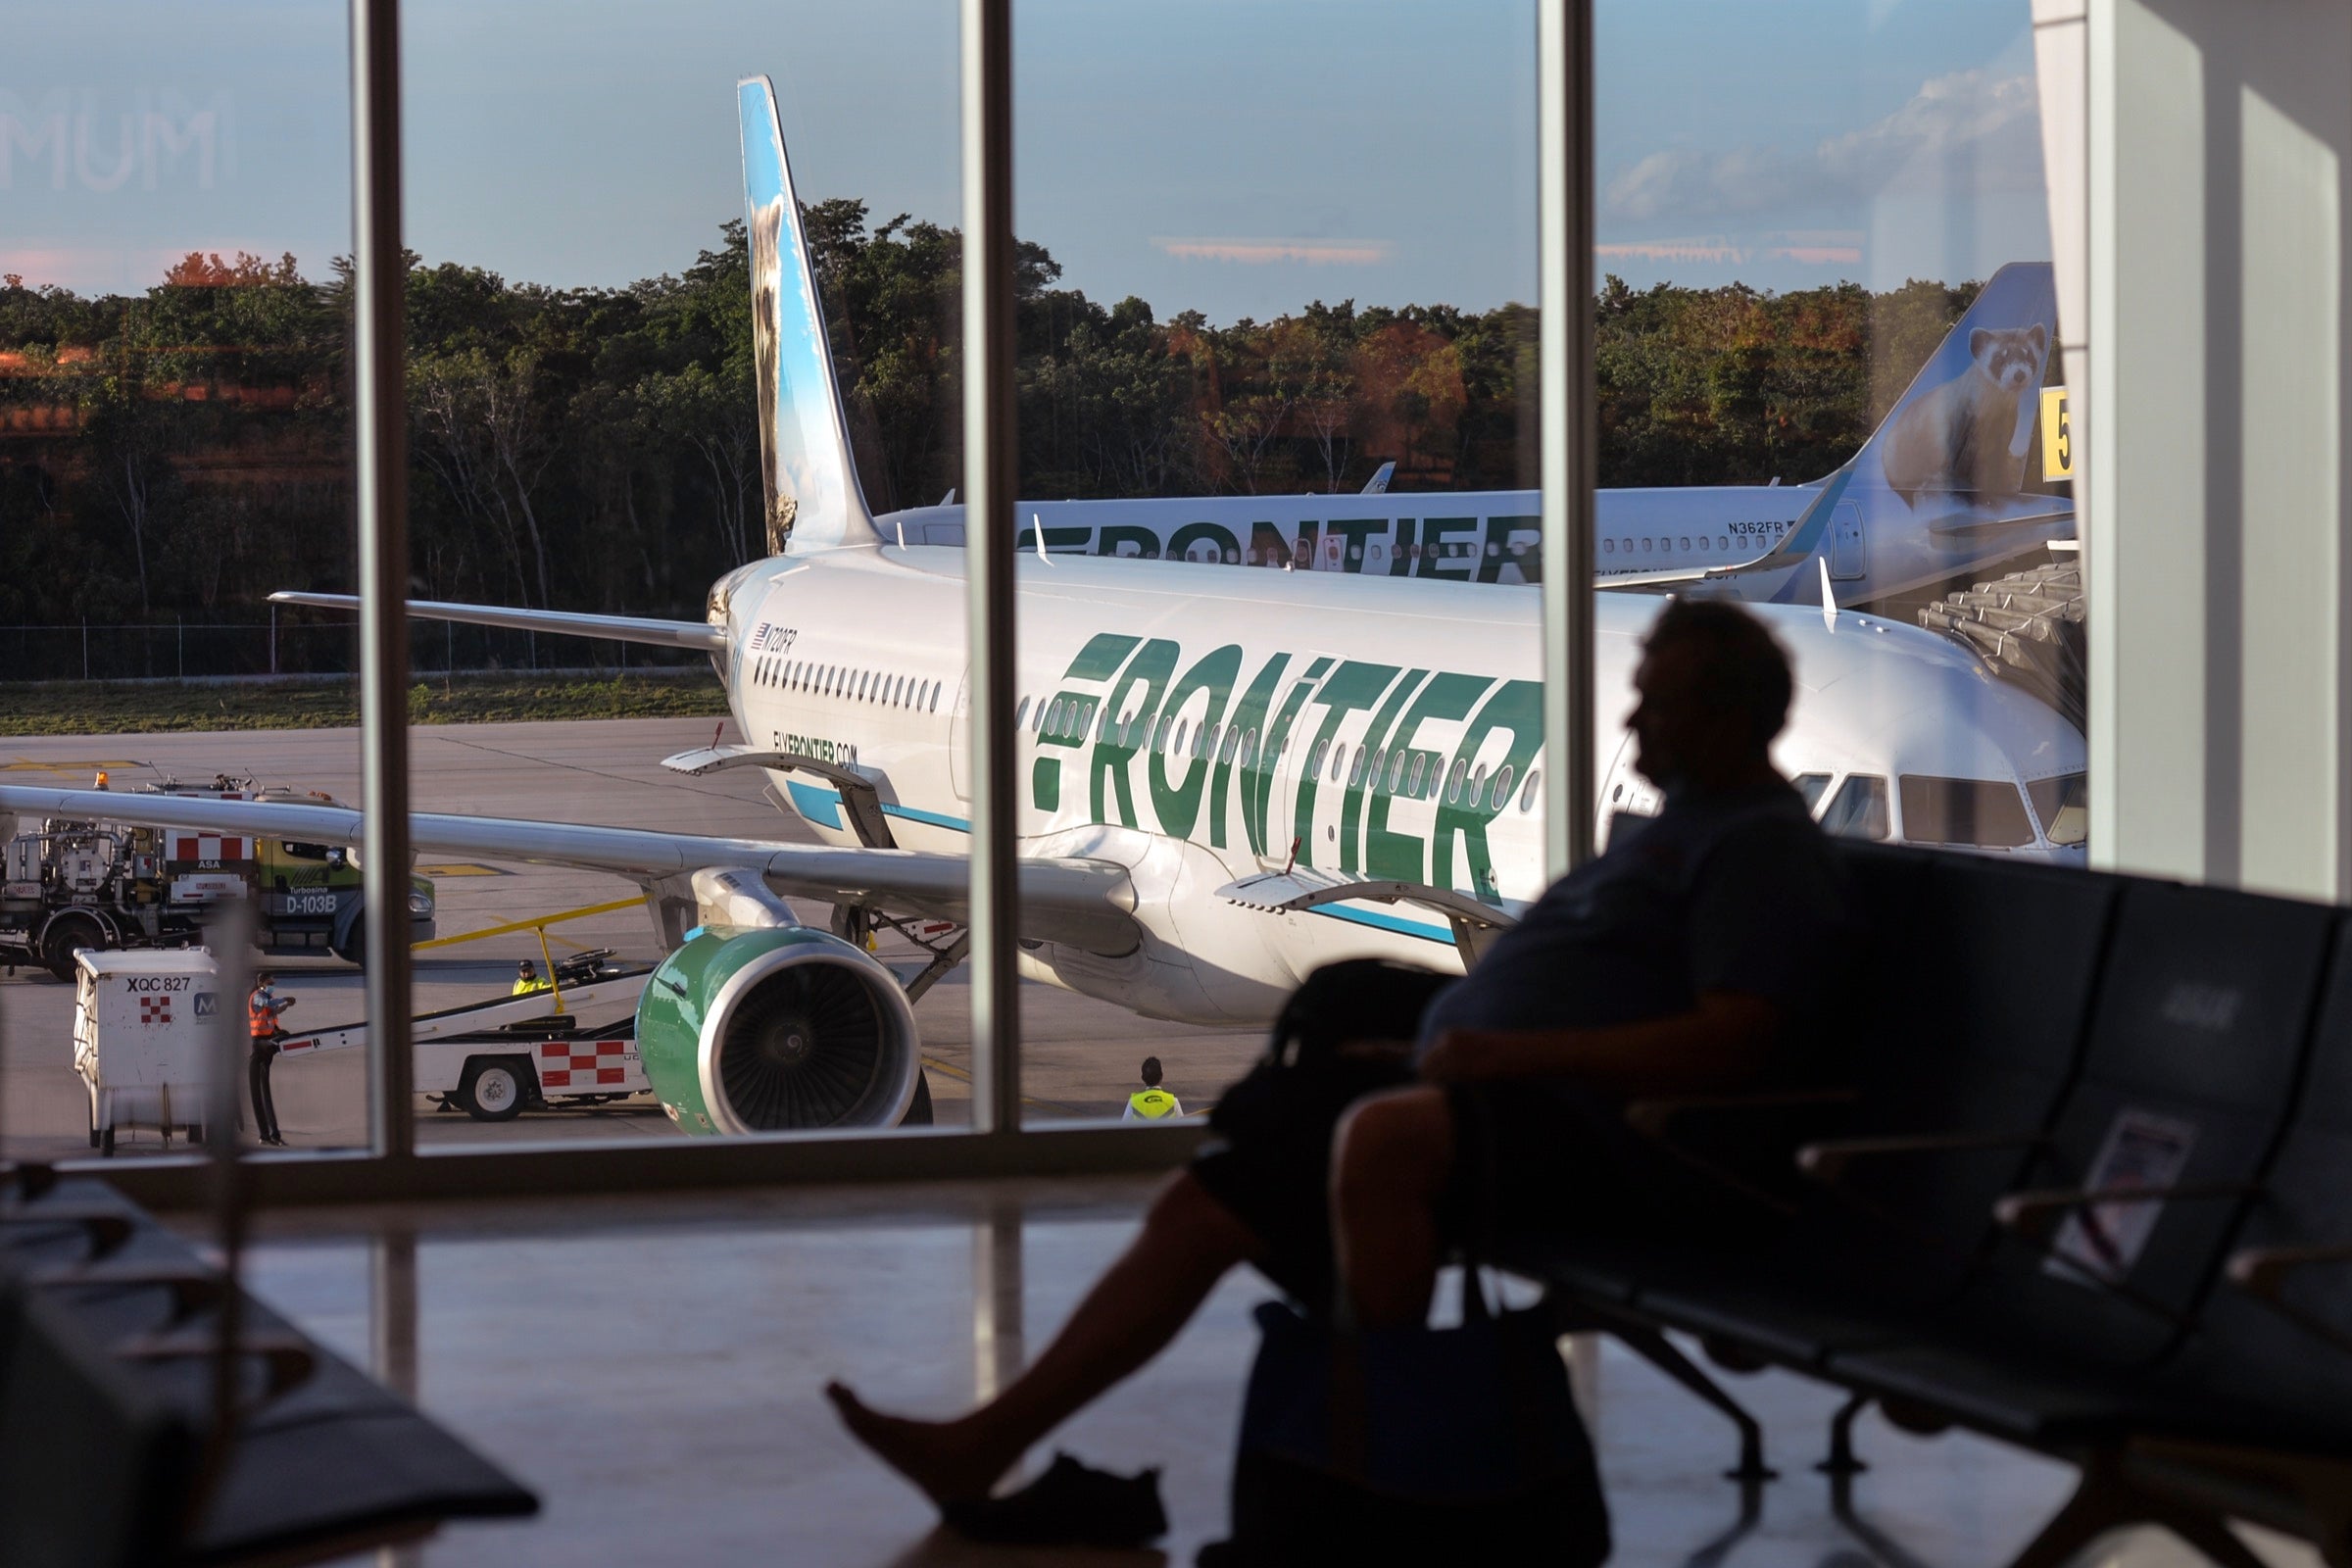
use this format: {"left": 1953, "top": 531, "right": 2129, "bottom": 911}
{"left": 1595, "top": 233, "right": 1862, "bottom": 268}
{"left": 1151, "top": 236, "right": 1394, "bottom": 266}
{"left": 1602, "top": 69, "right": 2043, "bottom": 229}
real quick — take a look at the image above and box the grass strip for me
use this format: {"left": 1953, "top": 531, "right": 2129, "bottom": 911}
{"left": 0, "top": 672, "right": 729, "bottom": 735}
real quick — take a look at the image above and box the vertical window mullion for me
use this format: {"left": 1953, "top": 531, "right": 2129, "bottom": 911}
{"left": 961, "top": 0, "right": 1021, "bottom": 1134}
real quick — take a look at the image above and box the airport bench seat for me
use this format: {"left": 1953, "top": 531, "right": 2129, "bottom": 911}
{"left": 0, "top": 1172, "right": 537, "bottom": 1566}
{"left": 1500, "top": 845, "right": 2352, "bottom": 1567}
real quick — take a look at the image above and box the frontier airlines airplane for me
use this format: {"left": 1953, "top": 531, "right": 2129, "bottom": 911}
{"left": 0, "top": 79, "right": 2086, "bottom": 1136}
{"left": 885, "top": 264, "right": 2073, "bottom": 613}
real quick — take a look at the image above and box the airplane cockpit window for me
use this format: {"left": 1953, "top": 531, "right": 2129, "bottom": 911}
{"left": 1793, "top": 772, "right": 1834, "bottom": 810}
{"left": 2027, "top": 773, "right": 2088, "bottom": 848}
{"left": 1820, "top": 775, "right": 1892, "bottom": 841}
{"left": 1899, "top": 776, "right": 2035, "bottom": 850}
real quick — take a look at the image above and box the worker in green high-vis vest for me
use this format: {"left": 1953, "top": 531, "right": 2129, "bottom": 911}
{"left": 1122, "top": 1056, "right": 1183, "bottom": 1122}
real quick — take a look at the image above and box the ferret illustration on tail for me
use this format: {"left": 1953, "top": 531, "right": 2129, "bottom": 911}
{"left": 1879, "top": 322, "right": 2049, "bottom": 506}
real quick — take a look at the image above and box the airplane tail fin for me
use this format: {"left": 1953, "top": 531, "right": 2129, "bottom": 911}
{"left": 1852, "top": 262, "right": 2062, "bottom": 503}
{"left": 737, "top": 75, "right": 880, "bottom": 555}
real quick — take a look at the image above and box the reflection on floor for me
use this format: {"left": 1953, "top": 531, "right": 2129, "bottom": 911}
{"left": 214, "top": 1177, "right": 2320, "bottom": 1568}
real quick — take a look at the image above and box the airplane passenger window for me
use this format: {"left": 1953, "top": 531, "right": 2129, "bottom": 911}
{"left": 1519, "top": 768, "right": 1541, "bottom": 812}
{"left": 1717, "top": 536, "right": 1730, "bottom": 552}
{"left": 1308, "top": 739, "right": 1329, "bottom": 776}
{"left": 1469, "top": 762, "right": 1489, "bottom": 800}
{"left": 1046, "top": 699, "right": 1065, "bottom": 737}
{"left": 1820, "top": 775, "right": 1891, "bottom": 841}
{"left": 1220, "top": 728, "right": 1240, "bottom": 763}
{"left": 1241, "top": 730, "right": 1258, "bottom": 768}
{"left": 1602, "top": 539, "right": 1614, "bottom": 554}
{"left": 929, "top": 683, "right": 940, "bottom": 713}
{"left": 1490, "top": 764, "right": 1515, "bottom": 811}
{"left": 1348, "top": 747, "right": 1368, "bottom": 787}
{"left": 1407, "top": 755, "right": 1428, "bottom": 796}
{"left": 1014, "top": 697, "right": 1030, "bottom": 729}
{"left": 1386, "top": 752, "right": 1406, "bottom": 793}
{"left": 1897, "top": 775, "right": 2035, "bottom": 850}
{"left": 1446, "top": 760, "right": 1467, "bottom": 804}
{"left": 1642, "top": 538, "right": 1653, "bottom": 552}
{"left": 1172, "top": 719, "right": 1189, "bottom": 755}
{"left": 1793, "top": 772, "right": 1834, "bottom": 810}
{"left": 1680, "top": 536, "right": 1690, "bottom": 550}
{"left": 2027, "top": 773, "right": 2089, "bottom": 848}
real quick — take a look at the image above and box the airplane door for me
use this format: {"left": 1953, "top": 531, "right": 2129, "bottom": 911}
{"left": 1828, "top": 500, "right": 1866, "bottom": 581}
{"left": 1259, "top": 656, "right": 1342, "bottom": 869}
{"left": 1596, "top": 733, "right": 1663, "bottom": 853}
{"left": 948, "top": 669, "right": 970, "bottom": 801}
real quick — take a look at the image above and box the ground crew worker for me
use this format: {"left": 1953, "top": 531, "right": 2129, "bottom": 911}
{"left": 514, "top": 959, "right": 551, "bottom": 996}
{"left": 1122, "top": 1056, "right": 1182, "bottom": 1122}
{"left": 247, "top": 973, "right": 291, "bottom": 1146}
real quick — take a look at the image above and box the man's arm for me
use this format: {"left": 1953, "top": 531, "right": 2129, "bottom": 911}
{"left": 1416, "top": 991, "right": 1785, "bottom": 1097}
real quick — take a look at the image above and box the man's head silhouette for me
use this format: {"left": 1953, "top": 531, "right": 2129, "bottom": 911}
{"left": 1140, "top": 1056, "right": 1163, "bottom": 1089}
{"left": 1629, "top": 599, "right": 1791, "bottom": 795}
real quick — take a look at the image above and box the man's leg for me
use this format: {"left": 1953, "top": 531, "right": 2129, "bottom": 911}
{"left": 1332, "top": 1085, "right": 1457, "bottom": 1329}
{"left": 828, "top": 1168, "right": 1264, "bottom": 1504}
{"left": 256, "top": 1042, "right": 282, "bottom": 1144}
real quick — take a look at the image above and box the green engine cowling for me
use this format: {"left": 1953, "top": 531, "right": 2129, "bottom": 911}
{"left": 637, "top": 925, "right": 921, "bottom": 1135}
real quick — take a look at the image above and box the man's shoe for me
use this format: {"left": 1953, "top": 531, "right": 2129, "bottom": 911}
{"left": 941, "top": 1452, "right": 1166, "bottom": 1547}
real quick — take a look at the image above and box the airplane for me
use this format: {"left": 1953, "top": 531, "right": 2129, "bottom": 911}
{"left": 0, "top": 77, "right": 2088, "bottom": 1140}
{"left": 880, "top": 263, "right": 2073, "bottom": 615}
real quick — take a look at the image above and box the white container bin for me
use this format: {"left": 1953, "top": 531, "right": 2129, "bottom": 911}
{"left": 73, "top": 949, "right": 221, "bottom": 1154}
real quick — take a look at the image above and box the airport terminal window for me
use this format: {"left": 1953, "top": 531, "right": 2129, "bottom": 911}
{"left": 1900, "top": 775, "right": 2035, "bottom": 851}
{"left": 1821, "top": 776, "right": 1892, "bottom": 841}
{"left": 2028, "top": 773, "right": 2088, "bottom": 848}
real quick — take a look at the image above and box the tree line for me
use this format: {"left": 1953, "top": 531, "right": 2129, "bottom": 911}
{"left": 0, "top": 208, "right": 1979, "bottom": 632}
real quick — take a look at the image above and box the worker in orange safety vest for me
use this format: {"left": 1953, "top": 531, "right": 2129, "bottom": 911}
{"left": 247, "top": 974, "right": 293, "bottom": 1146}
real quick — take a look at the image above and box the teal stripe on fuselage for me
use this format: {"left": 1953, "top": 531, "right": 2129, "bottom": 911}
{"left": 784, "top": 780, "right": 971, "bottom": 834}
{"left": 1306, "top": 903, "right": 1456, "bottom": 945}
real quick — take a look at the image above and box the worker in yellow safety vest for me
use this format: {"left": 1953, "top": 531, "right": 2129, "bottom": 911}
{"left": 514, "top": 959, "right": 552, "bottom": 996}
{"left": 1122, "top": 1056, "right": 1182, "bottom": 1122}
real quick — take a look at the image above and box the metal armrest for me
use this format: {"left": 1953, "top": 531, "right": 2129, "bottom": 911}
{"left": 2228, "top": 1242, "right": 2352, "bottom": 1300}
{"left": 1992, "top": 1182, "right": 2259, "bottom": 1247}
{"left": 1798, "top": 1130, "right": 2045, "bottom": 1188}
{"left": 0, "top": 1207, "right": 137, "bottom": 1260}
{"left": 30, "top": 1262, "right": 230, "bottom": 1322}
{"left": 116, "top": 1329, "right": 318, "bottom": 1402}
{"left": 2223, "top": 1243, "right": 2352, "bottom": 1357}
{"left": 1624, "top": 1088, "right": 1859, "bottom": 1140}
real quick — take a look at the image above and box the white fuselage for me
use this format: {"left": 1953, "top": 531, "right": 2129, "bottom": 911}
{"left": 718, "top": 543, "right": 2085, "bottom": 1026}
{"left": 881, "top": 471, "right": 2072, "bottom": 612}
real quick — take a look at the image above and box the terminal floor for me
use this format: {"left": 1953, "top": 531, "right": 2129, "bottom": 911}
{"left": 199, "top": 1175, "right": 2321, "bottom": 1568}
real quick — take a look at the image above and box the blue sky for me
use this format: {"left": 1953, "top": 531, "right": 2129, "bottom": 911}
{"left": 5, "top": 0, "right": 2046, "bottom": 318}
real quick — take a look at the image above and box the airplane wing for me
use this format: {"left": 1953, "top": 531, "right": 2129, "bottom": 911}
{"left": 270, "top": 593, "right": 725, "bottom": 654}
{"left": 0, "top": 786, "right": 1137, "bottom": 954}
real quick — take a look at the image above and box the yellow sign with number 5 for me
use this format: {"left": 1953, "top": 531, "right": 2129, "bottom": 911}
{"left": 2041, "top": 387, "right": 2073, "bottom": 480}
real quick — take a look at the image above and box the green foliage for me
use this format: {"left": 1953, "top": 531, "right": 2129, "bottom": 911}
{"left": 0, "top": 232, "right": 1981, "bottom": 640}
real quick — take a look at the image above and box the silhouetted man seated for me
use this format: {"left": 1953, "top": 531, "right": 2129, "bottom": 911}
{"left": 829, "top": 598, "right": 1854, "bottom": 1506}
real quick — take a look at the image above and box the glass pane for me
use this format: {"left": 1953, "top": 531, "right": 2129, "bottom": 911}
{"left": 331, "top": 5, "right": 966, "bottom": 1146}
{"left": 1597, "top": 0, "right": 2082, "bottom": 867}
{"left": 1898, "top": 774, "right": 2037, "bottom": 850}
{"left": 1011, "top": 1, "right": 1542, "bottom": 1125}
{"left": 0, "top": 1, "right": 359, "bottom": 1161}
{"left": 1821, "top": 776, "right": 1892, "bottom": 842}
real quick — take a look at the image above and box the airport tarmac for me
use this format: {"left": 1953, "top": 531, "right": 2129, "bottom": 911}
{"left": 0, "top": 718, "right": 1262, "bottom": 1160}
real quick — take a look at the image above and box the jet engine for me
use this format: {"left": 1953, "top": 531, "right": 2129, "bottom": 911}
{"left": 636, "top": 926, "right": 921, "bottom": 1134}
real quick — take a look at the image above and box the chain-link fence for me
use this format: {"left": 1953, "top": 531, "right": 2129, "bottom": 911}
{"left": 0, "top": 613, "right": 708, "bottom": 684}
